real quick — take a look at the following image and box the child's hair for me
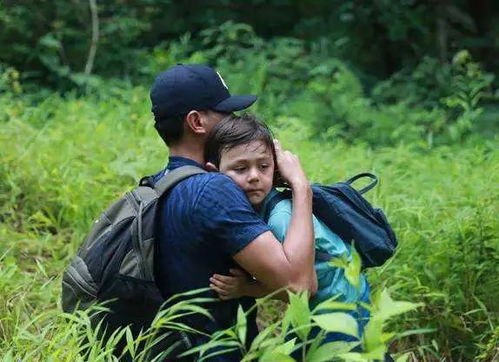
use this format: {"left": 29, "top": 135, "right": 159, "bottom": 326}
{"left": 204, "top": 113, "right": 275, "bottom": 168}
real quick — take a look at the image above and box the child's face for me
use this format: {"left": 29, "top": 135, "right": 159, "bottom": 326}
{"left": 219, "top": 140, "right": 274, "bottom": 207}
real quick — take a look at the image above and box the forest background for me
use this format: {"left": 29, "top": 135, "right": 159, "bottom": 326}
{"left": 0, "top": 1, "right": 498, "bottom": 361}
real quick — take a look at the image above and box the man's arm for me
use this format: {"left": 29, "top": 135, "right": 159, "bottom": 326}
{"left": 233, "top": 141, "right": 317, "bottom": 295}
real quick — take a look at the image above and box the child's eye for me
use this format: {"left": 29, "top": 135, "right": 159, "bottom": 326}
{"left": 260, "top": 164, "right": 270, "bottom": 170}
{"left": 234, "top": 166, "right": 247, "bottom": 172}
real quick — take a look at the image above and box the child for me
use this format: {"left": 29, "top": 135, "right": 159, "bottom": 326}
{"left": 204, "top": 113, "right": 371, "bottom": 341}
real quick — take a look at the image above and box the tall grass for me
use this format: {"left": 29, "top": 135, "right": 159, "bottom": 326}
{"left": 0, "top": 88, "right": 497, "bottom": 360}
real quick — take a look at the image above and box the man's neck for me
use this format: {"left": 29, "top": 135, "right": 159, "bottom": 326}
{"left": 168, "top": 144, "right": 204, "bottom": 165}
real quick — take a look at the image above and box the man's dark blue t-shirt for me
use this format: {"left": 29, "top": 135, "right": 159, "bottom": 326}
{"left": 154, "top": 156, "right": 270, "bottom": 357}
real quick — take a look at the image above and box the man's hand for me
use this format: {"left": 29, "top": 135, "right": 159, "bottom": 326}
{"left": 209, "top": 268, "right": 253, "bottom": 300}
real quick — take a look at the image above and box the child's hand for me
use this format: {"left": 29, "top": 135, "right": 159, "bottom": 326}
{"left": 209, "top": 268, "right": 252, "bottom": 300}
{"left": 273, "top": 139, "right": 308, "bottom": 188}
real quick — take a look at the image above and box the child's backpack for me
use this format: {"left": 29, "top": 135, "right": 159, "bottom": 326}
{"left": 61, "top": 165, "right": 206, "bottom": 355}
{"left": 264, "top": 173, "right": 397, "bottom": 268}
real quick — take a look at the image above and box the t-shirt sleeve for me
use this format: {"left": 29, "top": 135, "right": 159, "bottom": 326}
{"left": 195, "top": 174, "right": 270, "bottom": 256}
{"left": 266, "top": 199, "right": 293, "bottom": 243}
{"left": 267, "top": 200, "right": 329, "bottom": 250}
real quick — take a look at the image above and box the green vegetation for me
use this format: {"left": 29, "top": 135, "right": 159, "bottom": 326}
{"left": 2, "top": 1, "right": 499, "bottom": 89}
{"left": 0, "top": 73, "right": 497, "bottom": 359}
{"left": 1, "top": 3, "right": 498, "bottom": 360}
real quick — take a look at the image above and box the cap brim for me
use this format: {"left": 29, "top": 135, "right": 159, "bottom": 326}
{"left": 211, "top": 95, "right": 257, "bottom": 113}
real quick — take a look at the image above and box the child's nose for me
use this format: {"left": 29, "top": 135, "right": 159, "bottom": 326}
{"left": 248, "top": 168, "right": 259, "bottom": 182}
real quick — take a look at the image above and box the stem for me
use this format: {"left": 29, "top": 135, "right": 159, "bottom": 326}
{"left": 84, "top": 0, "right": 99, "bottom": 75}
{"left": 436, "top": 0, "right": 448, "bottom": 63}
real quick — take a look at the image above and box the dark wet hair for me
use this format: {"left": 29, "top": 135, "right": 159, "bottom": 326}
{"left": 204, "top": 113, "right": 275, "bottom": 167}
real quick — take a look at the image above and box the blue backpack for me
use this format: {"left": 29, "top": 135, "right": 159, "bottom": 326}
{"left": 264, "top": 173, "right": 397, "bottom": 268}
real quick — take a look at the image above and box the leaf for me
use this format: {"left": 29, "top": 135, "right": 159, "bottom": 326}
{"left": 356, "top": 344, "right": 387, "bottom": 361}
{"left": 394, "top": 328, "right": 437, "bottom": 339}
{"left": 312, "top": 312, "right": 358, "bottom": 337}
{"left": 363, "top": 289, "right": 423, "bottom": 354}
{"left": 337, "top": 351, "right": 369, "bottom": 361}
{"left": 199, "top": 346, "right": 241, "bottom": 362}
{"left": 236, "top": 305, "right": 247, "bottom": 344}
{"left": 2, "top": 350, "right": 14, "bottom": 362}
{"left": 329, "top": 254, "right": 349, "bottom": 269}
{"left": 182, "top": 340, "right": 240, "bottom": 358}
{"left": 287, "top": 292, "right": 311, "bottom": 341}
{"left": 273, "top": 338, "right": 296, "bottom": 355}
{"left": 249, "top": 324, "right": 275, "bottom": 351}
{"left": 395, "top": 352, "right": 411, "bottom": 362}
{"left": 374, "top": 289, "right": 422, "bottom": 321}
{"left": 280, "top": 308, "right": 293, "bottom": 338}
{"left": 313, "top": 299, "right": 357, "bottom": 314}
{"left": 38, "top": 33, "right": 61, "bottom": 50}
{"left": 260, "top": 351, "right": 296, "bottom": 362}
{"left": 124, "top": 327, "right": 136, "bottom": 359}
{"left": 304, "top": 331, "right": 327, "bottom": 359}
{"left": 306, "top": 341, "right": 359, "bottom": 362}
{"left": 328, "top": 248, "right": 361, "bottom": 288}
{"left": 345, "top": 246, "right": 362, "bottom": 288}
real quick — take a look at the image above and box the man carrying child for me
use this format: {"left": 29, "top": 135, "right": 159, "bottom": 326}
{"left": 150, "top": 64, "right": 317, "bottom": 360}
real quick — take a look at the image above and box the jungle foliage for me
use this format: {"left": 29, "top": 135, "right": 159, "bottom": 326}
{"left": 1, "top": 0, "right": 499, "bottom": 86}
{"left": 0, "top": 81, "right": 497, "bottom": 360}
{"left": 0, "top": 1, "right": 498, "bottom": 361}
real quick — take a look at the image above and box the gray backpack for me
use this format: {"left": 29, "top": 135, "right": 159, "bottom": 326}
{"left": 61, "top": 165, "right": 205, "bottom": 352}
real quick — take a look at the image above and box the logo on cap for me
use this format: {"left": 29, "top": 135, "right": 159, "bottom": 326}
{"left": 216, "top": 71, "right": 229, "bottom": 90}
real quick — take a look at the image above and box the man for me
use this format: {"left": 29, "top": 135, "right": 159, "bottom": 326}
{"left": 150, "top": 64, "right": 316, "bottom": 360}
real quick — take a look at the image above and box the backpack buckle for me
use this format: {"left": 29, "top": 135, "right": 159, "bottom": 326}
{"left": 139, "top": 175, "right": 155, "bottom": 187}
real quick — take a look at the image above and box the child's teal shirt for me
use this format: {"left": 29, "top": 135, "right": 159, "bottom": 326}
{"left": 259, "top": 189, "right": 370, "bottom": 309}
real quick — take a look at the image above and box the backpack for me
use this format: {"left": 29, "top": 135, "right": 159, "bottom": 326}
{"left": 264, "top": 173, "right": 397, "bottom": 268}
{"left": 61, "top": 165, "right": 206, "bottom": 356}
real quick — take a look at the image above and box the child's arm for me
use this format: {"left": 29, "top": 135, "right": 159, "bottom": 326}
{"left": 210, "top": 268, "right": 281, "bottom": 300}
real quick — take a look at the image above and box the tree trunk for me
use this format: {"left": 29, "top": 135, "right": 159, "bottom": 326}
{"left": 84, "top": 0, "right": 99, "bottom": 75}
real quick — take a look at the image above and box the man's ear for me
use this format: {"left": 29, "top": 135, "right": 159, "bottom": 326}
{"left": 185, "top": 111, "right": 205, "bottom": 135}
{"left": 205, "top": 162, "right": 219, "bottom": 172}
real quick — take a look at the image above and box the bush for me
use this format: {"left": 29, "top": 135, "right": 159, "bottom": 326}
{"left": 144, "top": 23, "right": 496, "bottom": 147}
{"left": 0, "top": 83, "right": 498, "bottom": 360}
{"left": 373, "top": 50, "right": 496, "bottom": 144}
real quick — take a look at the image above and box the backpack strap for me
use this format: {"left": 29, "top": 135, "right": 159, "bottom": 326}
{"left": 345, "top": 172, "right": 378, "bottom": 195}
{"left": 152, "top": 165, "right": 207, "bottom": 196}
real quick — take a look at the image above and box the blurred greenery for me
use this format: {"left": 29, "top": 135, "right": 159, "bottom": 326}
{"left": 1, "top": 3, "right": 498, "bottom": 146}
{"left": 0, "top": 81, "right": 497, "bottom": 359}
{"left": 2, "top": 0, "right": 499, "bottom": 88}
{"left": 1, "top": 1, "right": 498, "bottom": 361}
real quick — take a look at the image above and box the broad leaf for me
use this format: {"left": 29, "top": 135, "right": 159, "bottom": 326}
{"left": 306, "top": 341, "right": 360, "bottom": 362}
{"left": 273, "top": 338, "right": 296, "bottom": 355}
{"left": 312, "top": 312, "right": 358, "bottom": 337}
{"left": 313, "top": 299, "right": 357, "bottom": 313}
{"left": 374, "top": 289, "right": 422, "bottom": 321}
{"left": 288, "top": 292, "right": 312, "bottom": 341}
{"left": 260, "top": 351, "right": 296, "bottom": 362}
{"left": 236, "top": 305, "right": 247, "bottom": 344}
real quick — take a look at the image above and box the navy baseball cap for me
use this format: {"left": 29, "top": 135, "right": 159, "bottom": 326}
{"left": 150, "top": 64, "right": 257, "bottom": 120}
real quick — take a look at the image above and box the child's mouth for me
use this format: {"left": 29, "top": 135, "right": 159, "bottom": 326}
{"left": 247, "top": 189, "right": 262, "bottom": 195}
